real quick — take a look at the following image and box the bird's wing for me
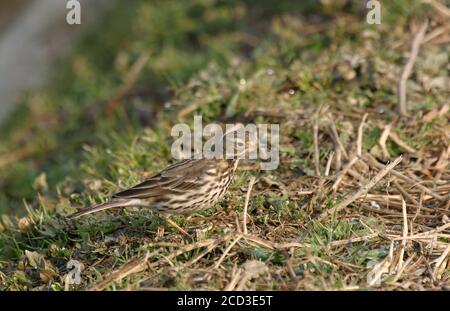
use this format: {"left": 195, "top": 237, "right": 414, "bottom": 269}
{"left": 112, "top": 159, "right": 213, "bottom": 199}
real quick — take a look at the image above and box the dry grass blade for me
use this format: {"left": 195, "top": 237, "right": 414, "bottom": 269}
{"left": 367, "top": 241, "right": 395, "bottom": 287}
{"left": 224, "top": 265, "right": 243, "bottom": 291}
{"left": 156, "top": 239, "right": 219, "bottom": 266}
{"left": 313, "top": 121, "right": 321, "bottom": 176}
{"left": 422, "top": 0, "right": 450, "bottom": 18}
{"left": 329, "top": 233, "right": 379, "bottom": 247}
{"left": 331, "top": 156, "right": 359, "bottom": 192}
{"left": 334, "top": 147, "right": 342, "bottom": 171}
{"left": 393, "top": 180, "right": 421, "bottom": 205}
{"left": 328, "top": 113, "right": 349, "bottom": 160}
{"left": 164, "top": 216, "right": 189, "bottom": 237}
{"left": 432, "top": 243, "right": 450, "bottom": 279}
{"left": 324, "top": 151, "right": 335, "bottom": 176}
{"left": 179, "top": 238, "right": 223, "bottom": 269}
{"left": 318, "top": 156, "right": 403, "bottom": 221}
{"left": 391, "top": 256, "right": 414, "bottom": 284}
{"left": 379, "top": 123, "right": 392, "bottom": 159}
{"left": 415, "top": 222, "right": 450, "bottom": 238}
{"left": 90, "top": 239, "right": 221, "bottom": 291}
{"left": 365, "top": 153, "right": 447, "bottom": 201}
{"left": 242, "top": 234, "right": 308, "bottom": 250}
{"left": 243, "top": 176, "right": 257, "bottom": 235}
{"left": 397, "top": 20, "right": 428, "bottom": 116}
{"left": 214, "top": 234, "right": 243, "bottom": 269}
{"left": 357, "top": 113, "right": 368, "bottom": 157}
{"left": 88, "top": 251, "right": 153, "bottom": 291}
{"left": 393, "top": 222, "right": 450, "bottom": 241}
{"left": 388, "top": 131, "right": 416, "bottom": 154}
{"left": 423, "top": 25, "right": 450, "bottom": 45}
{"left": 396, "top": 199, "right": 409, "bottom": 272}
{"left": 235, "top": 260, "right": 268, "bottom": 290}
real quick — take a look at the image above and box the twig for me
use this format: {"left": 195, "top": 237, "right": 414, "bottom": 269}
{"left": 234, "top": 211, "right": 242, "bottom": 233}
{"left": 295, "top": 190, "right": 315, "bottom": 196}
{"left": 318, "top": 156, "right": 403, "bottom": 221}
{"left": 243, "top": 176, "right": 257, "bottom": 235}
{"left": 398, "top": 20, "right": 428, "bottom": 116}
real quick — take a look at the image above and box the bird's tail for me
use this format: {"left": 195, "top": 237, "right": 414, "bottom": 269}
{"left": 67, "top": 199, "right": 136, "bottom": 219}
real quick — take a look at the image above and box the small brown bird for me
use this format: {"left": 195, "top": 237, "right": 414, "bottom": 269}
{"left": 67, "top": 124, "right": 253, "bottom": 219}
{"left": 67, "top": 158, "right": 239, "bottom": 219}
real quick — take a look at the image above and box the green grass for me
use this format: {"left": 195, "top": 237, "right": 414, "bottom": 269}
{"left": 1, "top": 0, "right": 449, "bottom": 290}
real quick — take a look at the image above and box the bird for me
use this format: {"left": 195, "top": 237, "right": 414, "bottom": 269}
{"left": 67, "top": 124, "right": 254, "bottom": 219}
{"left": 67, "top": 158, "right": 239, "bottom": 219}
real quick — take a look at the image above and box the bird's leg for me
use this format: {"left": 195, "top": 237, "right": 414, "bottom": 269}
{"left": 163, "top": 215, "right": 189, "bottom": 237}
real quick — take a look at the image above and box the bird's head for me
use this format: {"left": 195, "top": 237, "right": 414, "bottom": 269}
{"left": 222, "top": 123, "right": 258, "bottom": 160}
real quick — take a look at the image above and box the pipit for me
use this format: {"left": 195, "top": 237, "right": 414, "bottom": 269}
{"left": 67, "top": 124, "right": 255, "bottom": 219}
{"left": 67, "top": 158, "right": 239, "bottom": 219}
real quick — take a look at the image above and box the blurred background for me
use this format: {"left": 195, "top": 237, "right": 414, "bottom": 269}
{"left": 0, "top": 0, "right": 114, "bottom": 123}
